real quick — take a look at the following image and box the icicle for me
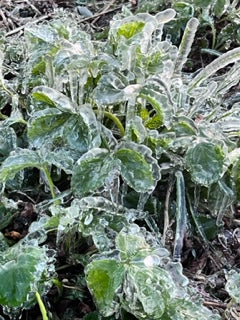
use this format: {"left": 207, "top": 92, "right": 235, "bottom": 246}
{"left": 137, "top": 192, "right": 150, "bottom": 211}
{"left": 173, "top": 171, "right": 187, "bottom": 262}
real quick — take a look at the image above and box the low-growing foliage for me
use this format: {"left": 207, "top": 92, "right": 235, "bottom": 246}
{"left": 0, "top": 5, "right": 239, "bottom": 319}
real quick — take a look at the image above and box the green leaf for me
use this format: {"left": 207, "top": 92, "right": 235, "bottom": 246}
{"left": 185, "top": 141, "right": 227, "bottom": 186}
{"left": 140, "top": 87, "right": 173, "bottom": 128}
{"left": 32, "top": 86, "right": 78, "bottom": 113}
{"left": 212, "top": 0, "right": 228, "bottom": 18}
{"left": 28, "top": 108, "right": 70, "bottom": 147}
{"left": 193, "top": 0, "right": 212, "bottom": 7}
{"left": 0, "top": 148, "right": 43, "bottom": 182}
{"left": 71, "top": 149, "right": 119, "bottom": 195}
{"left": 114, "top": 143, "right": 160, "bottom": 193}
{"left": 0, "top": 245, "right": 54, "bottom": 308}
{"left": 117, "top": 21, "right": 145, "bottom": 39}
{"left": 86, "top": 259, "right": 125, "bottom": 316}
{"left": 63, "top": 105, "right": 101, "bottom": 153}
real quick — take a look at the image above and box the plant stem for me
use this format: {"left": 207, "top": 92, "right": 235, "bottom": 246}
{"left": 35, "top": 292, "right": 48, "bottom": 320}
{"left": 94, "top": 109, "right": 125, "bottom": 137}
{"left": 42, "top": 166, "right": 59, "bottom": 203}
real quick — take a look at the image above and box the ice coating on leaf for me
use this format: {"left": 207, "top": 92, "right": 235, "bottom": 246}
{"left": 0, "top": 127, "right": 17, "bottom": 160}
{"left": 109, "top": 13, "right": 157, "bottom": 45}
{"left": 0, "top": 244, "right": 55, "bottom": 308}
{"left": 86, "top": 259, "right": 125, "bottom": 317}
{"left": 25, "top": 24, "right": 59, "bottom": 44}
{"left": 32, "top": 86, "right": 78, "bottom": 113}
{"left": 189, "top": 47, "right": 240, "bottom": 90}
{"left": 115, "top": 141, "right": 161, "bottom": 193}
{"left": 174, "top": 17, "right": 199, "bottom": 76}
{"left": 44, "top": 148, "right": 75, "bottom": 174}
{"left": 207, "top": 181, "right": 235, "bottom": 225}
{"left": 28, "top": 108, "right": 69, "bottom": 147}
{"left": 71, "top": 148, "right": 119, "bottom": 195}
{"left": 155, "top": 9, "right": 176, "bottom": 24}
{"left": 140, "top": 86, "right": 173, "bottom": 129}
{"left": 225, "top": 270, "right": 240, "bottom": 303}
{"left": 93, "top": 72, "right": 128, "bottom": 105}
{"left": 185, "top": 141, "right": 228, "bottom": 186}
{"left": 216, "top": 62, "right": 240, "bottom": 96}
{"left": 63, "top": 108, "right": 101, "bottom": 154}
{"left": 53, "top": 39, "right": 93, "bottom": 71}
{"left": 127, "top": 116, "right": 147, "bottom": 143}
{"left": 28, "top": 103, "right": 101, "bottom": 154}
{"left": 0, "top": 148, "right": 43, "bottom": 182}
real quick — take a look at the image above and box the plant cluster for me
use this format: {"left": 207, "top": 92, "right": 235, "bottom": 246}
{"left": 0, "top": 5, "right": 240, "bottom": 319}
{"left": 138, "top": 0, "right": 240, "bottom": 53}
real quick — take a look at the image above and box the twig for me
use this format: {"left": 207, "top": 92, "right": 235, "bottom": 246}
{"left": 0, "top": 9, "right": 8, "bottom": 26}
{"left": 91, "top": 0, "right": 116, "bottom": 25}
{"left": 25, "top": 0, "right": 42, "bottom": 16}
{"left": 6, "top": 12, "right": 53, "bottom": 37}
{"left": 78, "top": 5, "right": 122, "bottom": 24}
{"left": 204, "top": 300, "right": 240, "bottom": 312}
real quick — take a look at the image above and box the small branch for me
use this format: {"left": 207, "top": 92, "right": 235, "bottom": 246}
{"left": 204, "top": 300, "right": 240, "bottom": 313}
{"left": 6, "top": 13, "right": 53, "bottom": 37}
{"left": 91, "top": 0, "right": 116, "bottom": 25}
{"left": 77, "top": 5, "right": 122, "bottom": 24}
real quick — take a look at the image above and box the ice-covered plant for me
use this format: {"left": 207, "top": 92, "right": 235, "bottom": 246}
{"left": 0, "top": 6, "right": 239, "bottom": 319}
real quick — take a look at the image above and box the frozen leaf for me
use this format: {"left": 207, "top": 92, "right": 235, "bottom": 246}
{"left": 86, "top": 259, "right": 124, "bottom": 316}
{"left": 44, "top": 148, "right": 76, "bottom": 174}
{"left": 193, "top": 0, "right": 212, "bottom": 7}
{"left": 212, "top": 0, "right": 228, "bottom": 18}
{"left": 124, "top": 265, "right": 172, "bottom": 319}
{"left": 0, "top": 197, "right": 18, "bottom": 231}
{"left": 25, "top": 24, "right": 59, "bottom": 43}
{"left": 207, "top": 181, "right": 235, "bottom": 224}
{"left": 63, "top": 105, "right": 101, "bottom": 153}
{"left": 0, "top": 245, "right": 55, "bottom": 308}
{"left": 114, "top": 142, "right": 160, "bottom": 193}
{"left": 93, "top": 73, "right": 128, "bottom": 105}
{"left": 225, "top": 271, "right": 240, "bottom": 303}
{"left": 140, "top": 86, "right": 173, "bottom": 128}
{"left": 174, "top": 17, "right": 199, "bottom": 75}
{"left": 117, "top": 21, "right": 145, "bottom": 39}
{"left": 189, "top": 47, "right": 240, "bottom": 90}
{"left": 28, "top": 108, "right": 70, "bottom": 147}
{"left": 32, "top": 86, "right": 78, "bottom": 113}
{"left": 0, "top": 127, "right": 17, "bottom": 160}
{"left": 71, "top": 149, "right": 119, "bottom": 195}
{"left": 0, "top": 149, "right": 43, "bottom": 182}
{"left": 165, "top": 297, "right": 221, "bottom": 319}
{"left": 127, "top": 116, "right": 147, "bottom": 143}
{"left": 185, "top": 141, "right": 227, "bottom": 186}
{"left": 155, "top": 9, "right": 176, "bottom": 24}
